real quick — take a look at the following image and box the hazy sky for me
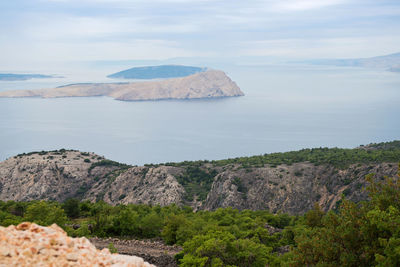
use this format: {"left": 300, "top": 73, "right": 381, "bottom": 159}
{"left": 1, "top": 0, "right": 399, "bottom": 69}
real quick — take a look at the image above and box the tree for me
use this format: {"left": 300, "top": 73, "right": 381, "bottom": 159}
{"left": 62, "top": 198, "right": 80, "bottom": 219}
{"left": 180, "top": 231, "right": 273, "bottom": 267}
{"left": 289, "top": 164, "right": 400, "bottom": 267}
{"left": 305, "top": 203, "right": 325, "bottom": 228}
{"left": 24, "top": 201, "right": 67, "bottom": 227}
{"left": 111, "top": 207, "right": 140, "bottom": 236}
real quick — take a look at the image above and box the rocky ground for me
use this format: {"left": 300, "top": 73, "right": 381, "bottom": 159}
{"left": 89, "top": 237, "right": 181, "bottom": 267}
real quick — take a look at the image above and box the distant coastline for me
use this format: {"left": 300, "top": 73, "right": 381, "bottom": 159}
{"left": 295, "top": 52, "right": 400, "bottom": 72}
{"left": 0, "top": 73, "right": 56, "bottom": 81}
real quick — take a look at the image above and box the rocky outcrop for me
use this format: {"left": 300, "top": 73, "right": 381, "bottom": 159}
{"left": 0, "top": 150, "right": 110, "bottom": 202}
{"left": 84, "top": 166, "right": 185, "bottom": 206}
{"left": 0, "top": 150, "right": 398, "bottom": 215}
{"left": 0, "top": 70, "right": 244, "bottom": 101}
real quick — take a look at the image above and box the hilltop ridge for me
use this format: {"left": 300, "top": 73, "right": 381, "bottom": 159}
{"left": 1, "top": 141, "right": 399, "bottom": 215}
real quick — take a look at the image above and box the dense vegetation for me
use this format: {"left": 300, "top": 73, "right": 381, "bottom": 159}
{"left": 88, "top": 159, "right": 130, "bottom": 174}
{"left": 176, "top": 166, "right": 218, "bottom": 202}
{"left": 1, "top": 164, "right": 399, "bottom": 266}
{"left": 164, "top": 140, "right": 400, "bottom": 169}
{"left": 0, "top": 199, "right": 293, "bottom": 266}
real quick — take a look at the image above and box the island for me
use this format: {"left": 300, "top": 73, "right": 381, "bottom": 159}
{"left": 107, "top": 65, "right": 207, "bottom": 79}
{"left": 0, "top": 70, "right": 244, "bottom": 101}
{"left": 0, "top": 73, "right": 55, "bottom": 81}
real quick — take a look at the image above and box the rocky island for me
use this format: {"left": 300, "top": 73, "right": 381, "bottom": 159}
{"left": 0, "top": 70, "right": 244, "bottom": 101}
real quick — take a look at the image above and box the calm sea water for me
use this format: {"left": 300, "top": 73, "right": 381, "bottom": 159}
{"left": 0, "top": 64, "right": 399, "bottom": 165}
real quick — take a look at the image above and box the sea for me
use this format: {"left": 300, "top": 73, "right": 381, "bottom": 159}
{"left": 0, "top": 63, "right": 399, "bottom": 165}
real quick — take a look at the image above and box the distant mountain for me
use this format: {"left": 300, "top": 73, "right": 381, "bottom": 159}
{"left": 0, "top": 70, "right": 244, "bottom": 101}
{"left": 0, "top": 73, "right": 54, "bottom": 81}
{"left": 107, "top": 65, "right": 207, "bottom": 79}
{"left": 301, "top": 52, "right": 400, "bottom": 72}
{"left": 389, "top": 65, "right": 400, "bottom": 72}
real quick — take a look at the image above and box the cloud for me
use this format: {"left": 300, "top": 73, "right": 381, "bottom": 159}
{"left": 0, "top": 0, "right": 399, "bottom": 66}
{"left": 22, "top": 15, "right": 200, "bottom": 42}
{"left": 272, "top": 0, "right": 346, "bottom": 11}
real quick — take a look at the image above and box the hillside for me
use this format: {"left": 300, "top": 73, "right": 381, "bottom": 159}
{"left": 108, "top": 65, "right": 207, "bottom": 79}
{"left": 0, "top": 70, "right": 243, "bottom": 101}
{"left": 1, "top": 141, "right": 399, "bottom": 215}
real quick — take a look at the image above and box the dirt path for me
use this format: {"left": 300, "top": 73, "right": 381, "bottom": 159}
{"left": 89, "top": 237, "right": 182, "bottom": 267}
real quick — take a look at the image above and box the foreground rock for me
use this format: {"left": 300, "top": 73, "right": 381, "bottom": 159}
{"left": 0, "top": 70, "right": 244, "bottom": 101}
{"left": 0, "top": 222, "right": 155, "bottom": 267}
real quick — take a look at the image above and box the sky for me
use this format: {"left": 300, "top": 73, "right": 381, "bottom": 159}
{"left": 1, "top": 0, "right": 400, "bottom": 70}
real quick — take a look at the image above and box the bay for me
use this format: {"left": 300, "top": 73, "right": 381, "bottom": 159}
{"left": 0, "top": 64, "right": 399, "bottom": 165}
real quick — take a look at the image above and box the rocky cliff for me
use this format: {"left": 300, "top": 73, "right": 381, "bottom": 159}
{"left": 0, "top": 144, "right": 399, "bottom": 215}
{"left": 0, "top": 70, "right": 244, "bottom": 101}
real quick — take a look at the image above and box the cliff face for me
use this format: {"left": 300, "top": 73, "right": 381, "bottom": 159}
{"left": 0, "top": 70, "right": 244, "bottom": 101}
{"left": 0, "top": 149, "right": 398, "bottom": 214}
{"left": 202, "top": 162, "right": 397, "bottom": 213}
{"left": 84, "top": 166, "right": 185, "bottom": 206}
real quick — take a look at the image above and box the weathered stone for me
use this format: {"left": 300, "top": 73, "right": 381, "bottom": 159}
{"left": 0, "top": 222, "right": 155, "bottom": 267}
